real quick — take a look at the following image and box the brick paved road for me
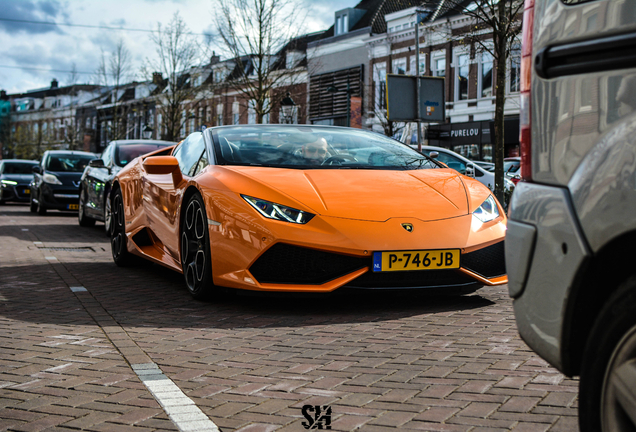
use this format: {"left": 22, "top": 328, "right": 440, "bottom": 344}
{"left": 0, "top": 203, "right": 579, "bottom": 431}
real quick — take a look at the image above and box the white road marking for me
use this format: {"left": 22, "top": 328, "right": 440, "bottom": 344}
{"left": 132, "top": 363, "right": 219, "bottom": 432}
{"left": 70, "top": 286, "right": 87, "bottom": 292}
{"left": 21, "top": 228, "right": 29, "bottom": 231}
{"left": 45, "top": 256, "right": 57, "bottom": 261}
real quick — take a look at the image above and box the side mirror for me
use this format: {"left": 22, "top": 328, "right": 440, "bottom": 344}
{"left": 429, "top": 151, "right": 439, "bottom": 159}
{"left": 89, "top": 159, "right": 105, "bottom": 168}
{"left": 32, "top": 166, "right": 41, "bottom": 174}
{"left": 143, "top": 156, "right": 183, "bottom": 186}
{"left": 465, "top": 164, "right": 476, "bottom": 178}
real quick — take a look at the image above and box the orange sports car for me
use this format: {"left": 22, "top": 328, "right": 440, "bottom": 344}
{"left": 110, "top": 125, "right": 506, "bottom": 299}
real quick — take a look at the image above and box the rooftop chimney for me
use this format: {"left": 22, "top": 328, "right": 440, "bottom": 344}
{"left": 152, "top": 72, "right": 163, "bottom": 85}
{"left": 51, "top": 79, "right": 58, "bottom": 89}
{"left": 0, "top": 90, "right": 7, "bottom": 100}
{"left": 210, "top": 51, "right": 220, "bottom": 65}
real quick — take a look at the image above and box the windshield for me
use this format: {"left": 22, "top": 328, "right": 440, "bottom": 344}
{"left": 212, "top": 126, "right": 439, "bottom": 170}
{"left": 504, "top": 160, "right": 520, "bottom": 173}
{"left": 1, "top": 162, "right": 36, "bottom": 174}
{"left": 115, "top": 143, "right": 172, "bottom": 167}
{"left": 45, "top": 154, "right": 94, "bottom": 173}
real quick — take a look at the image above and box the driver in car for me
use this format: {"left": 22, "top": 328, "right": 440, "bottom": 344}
{"left": 301, "top": 137, "right": 329, "bottom": 165}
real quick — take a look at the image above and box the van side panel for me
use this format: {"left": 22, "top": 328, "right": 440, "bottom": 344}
{"left": 569, "top": 110, "right": 636, "bottom": 252}
{"left": 532, "top": 0, "right": 636, "bottom": 185}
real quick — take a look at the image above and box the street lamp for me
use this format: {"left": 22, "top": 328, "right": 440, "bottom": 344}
{"left": 280, "top": 92, "right": 296, "bottom": 124}
{"left": 142, "top": 125, "right": 154, "bottom": 139}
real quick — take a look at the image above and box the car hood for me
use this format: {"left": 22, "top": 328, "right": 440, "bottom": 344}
{"left": 47, "top": 171, "right": 83, "bottom": 188}
{"left": 223, "top": 167, "right": 469, "bottom": 222}
{"left": 1, "top": 174, "right": 33, "bottom": 185}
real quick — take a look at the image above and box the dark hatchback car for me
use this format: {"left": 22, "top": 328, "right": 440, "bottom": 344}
{"left": 78, "top": 140, "right": 176, "bottom": 229}
{"left": 30, "top": 150, "right": 97, "bottom": 215}
{"left": 0, "top": 159, "right": 38, "bottom": 204}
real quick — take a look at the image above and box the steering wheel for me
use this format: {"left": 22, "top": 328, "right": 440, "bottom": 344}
{"left": 321, "top": 154, "right": 358, "bottom": 165}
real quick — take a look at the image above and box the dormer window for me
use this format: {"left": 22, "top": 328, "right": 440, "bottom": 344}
{"left": 336, "top": 15, "right": 348, "bottom": 35}
{"left": 334, "top": 8, "right": 364, "bottom": 36}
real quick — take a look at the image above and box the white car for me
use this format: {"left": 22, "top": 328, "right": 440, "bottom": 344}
{"left": 415, "top": 145, "right": 514, "bottom": 194}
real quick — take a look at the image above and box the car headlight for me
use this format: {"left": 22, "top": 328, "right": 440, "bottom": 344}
{"left": 0, "top": 180, "right": 17, "bottom": 186}
{"left": 242, "top": 195, "right": 315, "bottom": 224}
{"left": 473, "top": 195, "right": 500, "bottom": 223}
{"left": 43, "top": 173, "right": 63, "bottom": 185}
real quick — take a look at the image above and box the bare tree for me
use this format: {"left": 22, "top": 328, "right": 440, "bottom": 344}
{"left": 423, "top": 0, "right": 523, "bottom": 203}
{"left": 213, "top": 0, "right": 307, "bottom": 123}
{"left": 94, "top": 40, "right": 133, "bottom": 141}
{"left": 145, "top": 12, "right": 203, "bottom": 141}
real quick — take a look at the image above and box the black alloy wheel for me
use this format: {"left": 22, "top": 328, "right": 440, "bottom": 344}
{"left": 104, "top": 194, "right": 112, "bottom": 236}
{"left": 180, "top": 194, "right": 214, "bottom": 300}
{"left": 580, "top": 276, "right": 636, "bottom": 432}
{"left": 110, "top": 189, "right": 136, "bottom": 266}
{"left": 78, "top": 187, "right": 96, "bottom": 227}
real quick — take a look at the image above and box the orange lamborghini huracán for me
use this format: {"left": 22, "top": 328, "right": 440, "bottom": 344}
{"left": 109, "top": 125, "right": 507, "bottom": 299}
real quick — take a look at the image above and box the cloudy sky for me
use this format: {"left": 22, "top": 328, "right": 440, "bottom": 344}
{"left": 0, "top": 0, "right": 358, "bottom": 94}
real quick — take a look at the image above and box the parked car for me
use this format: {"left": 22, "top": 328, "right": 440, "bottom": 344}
{"left": 110, "top": 126, "right": 507, "bottom": 299}
{"left": 472, "top": 160, "right": 495, "bottom": 172}
{"left": 0, "top": 159, "right": 38, "bottom": 204}
{"left": 503, "top": 157, "right": 521, "bottom": 185}
{"left": 506, "top": 0, "right": 636, "bottom": 431}
{"left": 30, "top": 150, "right": 97, "bottom": 215}
{"left": 417, "top": 145, "right": 515, "bottom": 195}
{"left": 78, "top": 139, "right": 176, "bottom": 230}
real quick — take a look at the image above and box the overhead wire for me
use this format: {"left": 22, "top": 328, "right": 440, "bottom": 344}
{"left": 0, "top": 17, "right": 214, "bottom": 36}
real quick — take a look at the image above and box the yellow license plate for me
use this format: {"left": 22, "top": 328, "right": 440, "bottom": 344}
{"left": 373, "top": 249, "right": 460, "bottom": 272}
{"left": 68, "top": 204, "right": 79, "bottom": 210}
{"left": 24, "top": 189, "right": 30, "bottom": 194}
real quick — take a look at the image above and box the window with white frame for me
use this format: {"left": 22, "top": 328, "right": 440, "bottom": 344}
{"left": 157, "top": 114, "right": 162, "bottom": 137}
{"left": 392, "top": 57, "right": 407, "bottom": 75}
{"left": 432, "top": 52, "right": 445, "bottom": 78}
{"left": 232, "top": 102, "right": 240, "bottom": 125}
{"left": 216, "top": 104, "right": 223, "bottom": 126}
{"left": 480, "top": 52, "right": 493, "bottom": 98}
{"left": 248, "top": 100, "right": 257, "bottom": 124}
{"left": 509, "top": 42, "right": 521, "bottom": 93}
{"left": 189, "top": 112, "right": 195, "bottom": 133}
{"left": 409, "top": 54, "right": 426, "bottom": 76}
{"left": 373, "top": 63, "right": 387, "bottom": 110}
{"left": 456, "top": 53, "right": 470, "bottom": 101}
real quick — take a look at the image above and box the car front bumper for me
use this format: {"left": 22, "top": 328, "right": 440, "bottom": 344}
{"left": 0, "top": 183, "right": 32, "bottom": 202}
{"left": 38, "top": 184, "right": 80, "bottom": 211}
{"left": 506, "top": 182, "right": 591, "bottom": 372}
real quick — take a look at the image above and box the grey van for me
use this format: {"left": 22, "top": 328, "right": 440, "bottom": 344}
{"left": 506, "top": 0, "right": 636, "bottom": 431}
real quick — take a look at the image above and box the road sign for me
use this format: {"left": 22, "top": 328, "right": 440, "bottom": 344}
{"left": 386, "top": 75, "right": 445, "bottom": 122}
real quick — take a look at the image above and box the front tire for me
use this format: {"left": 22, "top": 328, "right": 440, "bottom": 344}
{"left": 78, "top": 188, "right": 96, "bottom": 227}
{"left": 180, "top": 194, "right": 214, "bottom": 300}
{"left": 110, "top": 189, "right": 137, "bottom": 267}
{"left": 580, "top": 276, "right": 636, "bottom": 432}
{"left": 36, "top": 191, "right": 47, "bottom": 215}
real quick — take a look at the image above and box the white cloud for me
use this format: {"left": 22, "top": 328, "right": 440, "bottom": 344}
{"left": 0, "top": 0, "right": 358, "bottom": 94}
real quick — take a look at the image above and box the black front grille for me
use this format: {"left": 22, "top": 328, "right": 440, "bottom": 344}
{"left": 249, "top": 243, "right": 369, "bottom": 285}
{"left": 462, "top": 241, "right": 506, "bottom": 278}
{"left": 345, "top": 269, "right": 476, "bottom": 289}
